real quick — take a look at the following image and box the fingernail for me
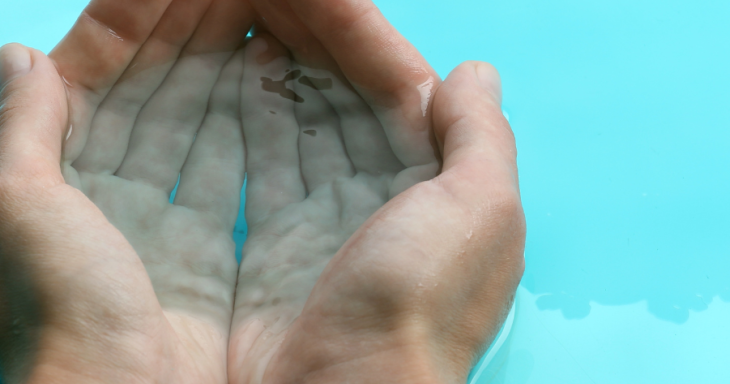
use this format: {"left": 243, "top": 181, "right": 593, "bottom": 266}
{"left": 0, "top": 44, "right": 32, "bottom": 85}
{"left": 476, "top": 62, "right": 502, "bottom": 105}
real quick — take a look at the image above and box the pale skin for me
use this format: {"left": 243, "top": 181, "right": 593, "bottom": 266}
{"left": 0, "top": 0, "right": 525, "bottom": 383}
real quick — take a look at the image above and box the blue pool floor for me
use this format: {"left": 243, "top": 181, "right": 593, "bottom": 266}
{"left": 2, "top": 0, "right": 730, "bottom": 382}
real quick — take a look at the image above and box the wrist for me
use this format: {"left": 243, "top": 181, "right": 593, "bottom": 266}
{"left": 21, "top": 324, "right": 170, "bottom": 384}
{"left": 264, "top": 317, "right": 467, "bottom": 384}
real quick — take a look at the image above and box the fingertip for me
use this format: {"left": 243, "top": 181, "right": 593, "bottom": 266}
{"left": 472, "top": 61, "right": 502, "bottom": 105}
{"left": 443, "top": 61, "right": 503, "bottom": 108}
{"left": 0, "top": 44, "right": 67, "bottom": 185}
{"left": 0, "top": 43, "right": 32, "bottom": 85}
{"left": 434, "top": 61, "right": 516, "bottom": 176}
{"left": 0, "top": 42, "right": 27, "bottom": 52}
{"left": 247, "top": 33, "right": 290, "bottom": 65}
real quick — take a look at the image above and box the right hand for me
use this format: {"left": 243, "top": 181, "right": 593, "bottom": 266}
{"left": 226, "top": 1, "right": 524, "bottom": 383}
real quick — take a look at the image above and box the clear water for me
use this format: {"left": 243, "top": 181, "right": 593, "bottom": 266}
{"left": 2, "top": 0, "right": 730, "bottom": 383}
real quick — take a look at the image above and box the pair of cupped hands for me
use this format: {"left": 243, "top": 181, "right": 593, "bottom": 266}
{"left": 0, "top": 0, "right": 525, "bottom": 383}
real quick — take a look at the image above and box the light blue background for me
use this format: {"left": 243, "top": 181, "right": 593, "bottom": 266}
{"left": 2, "top": 0, "right": 729, "bottom": 383}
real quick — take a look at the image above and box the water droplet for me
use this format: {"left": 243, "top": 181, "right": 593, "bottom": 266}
{"left": 106, "top": 28, "right": 123, "bottom": 42}
{"left": 417, "top": 76, "right": 435, "bottom": 117}
{"left": 502, "top": 109, "right": 510, "bottom": 122}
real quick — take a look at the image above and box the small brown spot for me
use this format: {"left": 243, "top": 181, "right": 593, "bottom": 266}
{"left": 269, "top": 110, "right": 276, "bottom": 114}
{"left": 303, "top": 130, "right": 317, "bottom": 137}
{"left": 272, "top": 298, "right": 281, "bottom": 305}
{"left": 261, "top": 70, "right": 305, "bottom": 103}
{"left": 284, "top": 70, "right": 301, "bottom": 82}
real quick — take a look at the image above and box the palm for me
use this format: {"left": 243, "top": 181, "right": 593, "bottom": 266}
{"left": 42, "top": 0, "right": 522, "bottom": 382}
{"left": 48, "top": 0, "right": 254, "bottom": 381}
{"left": 64, "top": 45, "right": 246, "bottom": 328}
{"left": 228, "top": 2, "right": 524, "bottom": 383}
{"left": 228, "top": 24, "right": 441, "bottom": 384}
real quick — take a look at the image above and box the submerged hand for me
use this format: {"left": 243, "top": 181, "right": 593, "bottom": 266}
{"left": 228, "top": 1, "right": 525, "bottom": 383}
{"left": 0, "top": 0, "right": 524, "bottom": 382}
{"left": 1, "top": 0, "right": 255, "bottom": 382}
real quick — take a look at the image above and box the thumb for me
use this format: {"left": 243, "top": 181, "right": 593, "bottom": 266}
{"left": 433, "top": 61, "right": 520, "bottom": 204}
{"left": 431, "top": 61, "right": 525, "bottom": 364}
{"left": 0, "top": 43, "right": 68, "bottom": 187}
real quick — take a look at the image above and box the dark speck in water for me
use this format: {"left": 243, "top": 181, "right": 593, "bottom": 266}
{"left": 260, "top": 69, "right": 304, "bottom": 103}
{"left": 269, "top": 110, "right": 276, "bottom": 114}
{"left": 303, "top": 130, "right": 317, "bottom": 137}
{"left": 299, "top": 76, "right": 333, "bottom": 90}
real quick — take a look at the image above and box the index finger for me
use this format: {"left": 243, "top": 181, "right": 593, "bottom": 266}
{"left": 49, "top": 0, "right": 174, "bottom": 96}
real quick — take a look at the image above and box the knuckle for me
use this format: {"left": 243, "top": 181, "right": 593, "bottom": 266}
{"left": 0, "top": 83, "right": 41, "bottom": 133}
{"left": 0, "top": 103, "right": 22, "bottom": 134}
{"left": 484, "top": 189, "right": 527, "bottom": 257}
{"left": 487, "top": 188, "right": 523, "bottom": 220}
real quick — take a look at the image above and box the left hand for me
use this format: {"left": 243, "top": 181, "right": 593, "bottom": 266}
{"left": 1, "top": 0, "right": 255, "bottom": 382}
